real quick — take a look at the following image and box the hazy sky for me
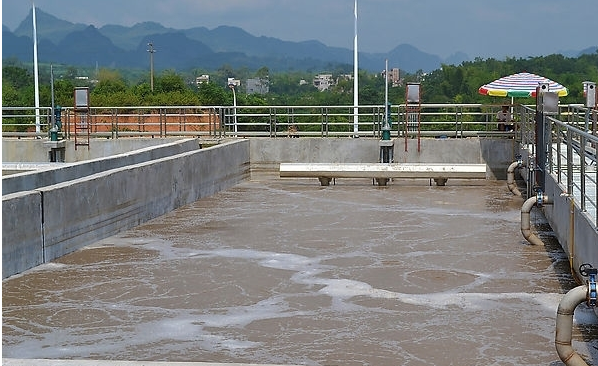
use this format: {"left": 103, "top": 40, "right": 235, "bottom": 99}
{"left": 2, "top": 0, "right": 596, "bottom": 59}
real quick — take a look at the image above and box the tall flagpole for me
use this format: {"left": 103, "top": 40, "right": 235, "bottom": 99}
{"left": 353, "top": 0, "right": 359, "bottom": 137}
{"left": 33, "top": 2, "right": 41, "bottom": 133}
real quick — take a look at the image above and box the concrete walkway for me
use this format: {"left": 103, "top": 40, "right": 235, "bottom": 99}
{"left": 2, "top": 360, "right": 298, "bottom": 366}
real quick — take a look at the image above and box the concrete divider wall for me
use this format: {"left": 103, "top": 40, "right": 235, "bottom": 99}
{"left": 3, "top": 138, "right": 201, "bottom": 195}
{"left": 2, "top": 191, "right": 44, "bottom": 278}
{"left": 249, "top": 137, "right": 515, "bottom": 179}
{"left": 2, "top": 137, "right": 191, "bottom": 163}
{"left": 3, "top": 140, "right": 249, "bottom": 278}
{"left": 249, "top": 138, "right": 381, "bottom": 173}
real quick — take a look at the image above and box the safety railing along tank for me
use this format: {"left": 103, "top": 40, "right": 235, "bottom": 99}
{"left": 2, "top": 104, "right": 525, "bottom": 139}
{"left": 517, "top": 104, "right": 598, "bottom": 229}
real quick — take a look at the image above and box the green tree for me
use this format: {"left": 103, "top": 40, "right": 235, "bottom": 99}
{"left": 155, "top": 70, "right": 187, "bottom": 93}
{"left": 93, "top": 69, "right": 128, "bottom": 95}
{"left": 197, "top": 82, "right": 228, "bottom": 106}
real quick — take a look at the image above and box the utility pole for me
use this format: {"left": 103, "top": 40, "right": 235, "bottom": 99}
{"left": 33, "top": 3, "right": 40, "bottom": 133}
{"left": 353, "top": 0, "right": 359, "bottom": 137}
{"left": 147, "top": 42, "right": 155, "bottom": 91}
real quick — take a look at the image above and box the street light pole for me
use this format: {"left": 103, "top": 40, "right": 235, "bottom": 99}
{"left": 147, "top": 42, "right": 155, "bottom": 92}
{"left": 353, "top": 0, "right": 359, "bottom": 138}
{"left": 33, "top": 3, "right": 41, "bottom": 133}
{"left": 228, "top": 82, "right": 237, "bottom": 135}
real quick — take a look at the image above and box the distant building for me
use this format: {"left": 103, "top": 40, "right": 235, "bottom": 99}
{"left": 246, "top": 78, "right": 269, "bottom": 94}
{"left": 313, "top": 74, "right": 335, "bottom": 91}
{"left": 382, "top": 68, "right": 402, "bottom": 87}
{"left": 195, "top": 75, "right": 210, "bottom": 85}
{"left": 389, "top": 68, "right": 402, "bottom": 87}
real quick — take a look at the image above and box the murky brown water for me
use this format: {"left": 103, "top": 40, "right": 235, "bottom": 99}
{"left": 3, "top": 177, "right": 597, "bottom": 365}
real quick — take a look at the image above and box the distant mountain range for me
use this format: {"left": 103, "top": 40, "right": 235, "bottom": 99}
{"left": 2, "top": 8, "right": 596, "bottom": 74}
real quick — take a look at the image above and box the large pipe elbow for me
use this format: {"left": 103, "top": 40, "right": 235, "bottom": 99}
{"left": 555, "top": 285, "right": 589, "bottom": 366}
{"left": 507, "top": 160, "right": 524, "bottom": 196}
{"left": 521, "top": 194, "right": 552, "bottom": 245}
{"left": 521, "top": 196, "right": 544, "bottom": 245}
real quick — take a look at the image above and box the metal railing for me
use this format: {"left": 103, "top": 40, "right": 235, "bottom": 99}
{"left": 1, "top": 106, "right": 53, "bottom": 138}
{"left": 518, "top": 104, "right": 598, "bottom": 227}
{"left": 3, "top": 102, "right": 596, "bottom": 226}
{"left": 2, "top": 104, "right": 520, "bottom": 139}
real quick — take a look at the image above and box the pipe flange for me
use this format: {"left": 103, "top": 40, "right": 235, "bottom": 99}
{"left": 515, "top": 154, "right": 523, "bottom": 167}
{"left": 536, "top": 192, "right": 545, "bottom": 206}
{"left": 588, "top": 270, "right": 597, "bottom": 307}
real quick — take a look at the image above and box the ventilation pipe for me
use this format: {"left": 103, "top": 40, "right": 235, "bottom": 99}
{"left": 507, "top": 158, "right": 525, "bottom": 196}
{"left": 555, "top": 266, "right": 597, "bottom": 366}
{"left": 521, "top": 192, "right": 551, "bottom": 245}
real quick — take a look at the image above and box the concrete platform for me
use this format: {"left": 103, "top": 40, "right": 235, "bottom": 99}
{"left": 279, "top": 162, "right": 488, "bottom": 186}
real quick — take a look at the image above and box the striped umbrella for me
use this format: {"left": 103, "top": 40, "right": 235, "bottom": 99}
{"left": 479, "top": 72, "right": 568, "bottom": 98}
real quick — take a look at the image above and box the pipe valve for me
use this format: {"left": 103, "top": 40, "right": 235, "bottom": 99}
{"left": 579, "top": 264, "right": 597, "bottom": 307}
{"left": 589, "top": 271, "right": 597, "bottom": 307}
{"left": 515, "top": 154, "right": 523, "bottom": 167}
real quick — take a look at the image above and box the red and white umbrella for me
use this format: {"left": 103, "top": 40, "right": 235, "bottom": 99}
{"left": 479, "top": 72, "right": 568, "bottom": 98}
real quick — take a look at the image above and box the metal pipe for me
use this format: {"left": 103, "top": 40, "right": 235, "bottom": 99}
{"left": 507, "top": 160, "right": 525, "bottom": 196}
{"left": 555, "top": 285, "right": 589, "bottom": 366}
{"left": 521, "top": 194, "right": 551, "bottom": 245}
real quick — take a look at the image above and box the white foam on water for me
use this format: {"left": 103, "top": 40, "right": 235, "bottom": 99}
{"left": 195, "top": 295, "right": 305, "bottom": 328}
{"left": 180, "top": 247, "right": 595, "bottom": 324}
{"left": 5, "top": 180, "right": 595, "bottom": 365}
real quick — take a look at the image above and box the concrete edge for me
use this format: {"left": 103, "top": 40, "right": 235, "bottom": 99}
{"left": 1, "top": 359, "right": 300, "bottom": 366}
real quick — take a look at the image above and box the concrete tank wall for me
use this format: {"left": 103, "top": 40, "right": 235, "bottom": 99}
{"left": 2, "top": 139, "right": 202, "bottom": 195}
{"left": 2, "top": 191, "right": 44, "bottom": 278}
{"left": 249, "top": 137, "right": 516, "bottom": 179}
{"left": 2, "top": 137, "right": 191, "bottom": 163}
{"left": 2, "top": 140, "right": 250, "bottom": 278}
{"left": 543, "top": 175, "right": 598, "bottom": 277}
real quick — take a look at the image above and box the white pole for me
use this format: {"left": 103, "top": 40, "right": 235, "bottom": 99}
{"left": 50, "top": 64, "right": 55, "bottom": 128}
{"left": 385, "top": 59, "right": 389, "bottom": 123}
{"left": 232, "top": 86, "right": 237, "bottom": 135}
{"left": 33, "top": 2, "right": 41, "bottom": 133}
{"left": 228, "top": 82, "right": 237, "bottom": 135}
{"left": 147, "top": 42, "right": 155, "bottom": 92}
{"left": 353, "top": 0, "right": 359, "bottom": 137}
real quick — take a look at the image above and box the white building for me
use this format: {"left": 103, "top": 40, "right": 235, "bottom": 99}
{"left": 195, "top": 74, "right": 210, "bottom": 86}
{"left": 246, "top": 78, "right": 269, "bottom": 94}
{"left": 313, "top": 74, "right": 335, "bottom": 91}
{"left": 382, "top": 68, "right": 402, "bottom": 87}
